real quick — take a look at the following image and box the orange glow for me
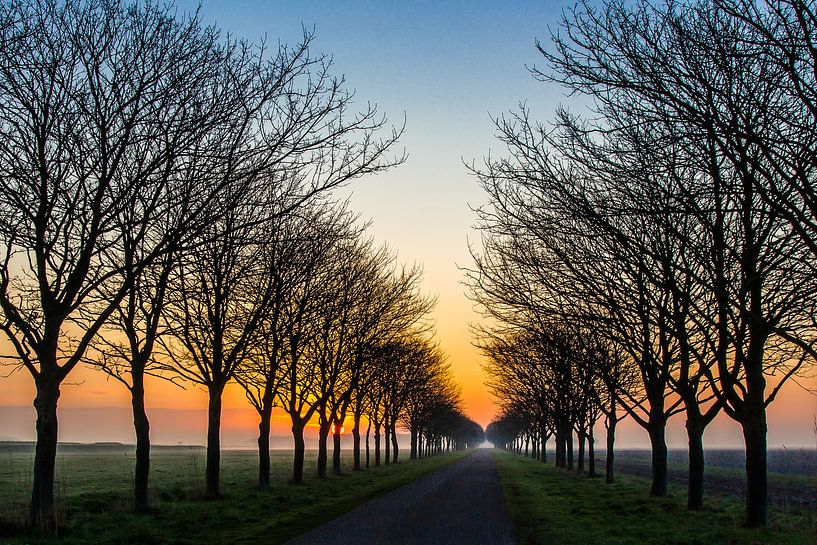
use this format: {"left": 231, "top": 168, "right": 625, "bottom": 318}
{"left": 330, "top": 424, "right": 345, "bottom": 434}
{"left": 2, "top": 307, "right": 816, "bottom": 447}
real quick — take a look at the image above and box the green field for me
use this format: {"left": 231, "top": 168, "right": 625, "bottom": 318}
{"left": 0, "top": 444, "right": 466, "bottom": 544}
{"left": 493, "top": 450, "right": 816, "bottom": 545}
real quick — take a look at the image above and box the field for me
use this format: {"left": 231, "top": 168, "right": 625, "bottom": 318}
{"left": 493, "top": 449, "right": 817, "bottom": 545}
{"left": 608, "top": 448, "right": 817, "bottom": 510}
{"left": 0, "top": 442, "right": 466, "bottom": 544}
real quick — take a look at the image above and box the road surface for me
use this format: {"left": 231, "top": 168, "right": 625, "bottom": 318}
{"left": 282, "top": 448, "right": 516, "bottom": 545}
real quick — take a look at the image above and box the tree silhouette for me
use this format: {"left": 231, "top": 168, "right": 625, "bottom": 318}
{"left": 541, "top": 0, "right": 816, "bottom": 524}
{"left": 469, "top": 0, "right": 817, "bottom": 527}
{"left": 0, "top": 0, "right": 266, "bottom": 526}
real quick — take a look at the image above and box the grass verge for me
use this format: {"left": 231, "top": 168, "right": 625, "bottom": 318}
{"left": 0, "top": 448, "right": 467, "bottom": 545}
{"left": 492, "top": 450, "right": 816, "bottom": 545}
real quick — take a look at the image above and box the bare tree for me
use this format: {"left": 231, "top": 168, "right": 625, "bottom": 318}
{"left": 86, "top": 252, "right": 179, "bottom": 512}
{"left": 0, "top": 0, "right": 254, "bottom": 527}
{"left": 160, "top": 204, "right": 274, "bottom": 497}
{"left": 539, "top": 0, "right": 817, "bottom": 524}
{"left": 161, "top": 208, "right": 365, "bottom": 495}
{"left": 307, "top": 236, "right": 371, "bottom": 478}
{"left": 715, "top": 0, "right": 817, "bottom": 267}
{"left": 277, "top": 210, "right": 360, "bottom": 484}
{"left": 233, "top": 203, "right": 338, "bottom": 489}
{"left": 468, "top": 142, "right": 688, "bottom": 497}
{"left": 297, "top": 239, "right": 433, "bottom": 477}
{"left": 339, "top": 257, "right": 433, "bottom": 472}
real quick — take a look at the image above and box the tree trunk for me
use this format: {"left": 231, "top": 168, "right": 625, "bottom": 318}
{"left": 257, "top": 404, "right": 272, "bottom": 489}
{"left": 291, "top": 420, "right": 306, "bottom": 484}
{"left": 205, "top": 387, "right": 223, "bottom": 497}
{"left": 410, "top": 428, "right": 418, "bottom": 460}
{"left": 365, "top": 418, "right": 371, "bottom": 468}
{"left": 374, "top": 422, "right": 381, "bottom": 466}
{"left": 332, "top": 419, "right": 342, "bottom": 476}
{"left": 555, "top": 427, "right": 565, "bottom": 467}
{"left": 604, "top": 418, "right": 618, "bottom": 484}
{"left": 648, "top": 421, "right": 668, "bottom": 497}
{"left": 588, "top": 423, "right": 596, "bottom": 478}
{"left": 739, "top": 306, "right": 769, "bottom": 528}
{"left": 390, "top": 423, "right": 399, "bottom": 463}
{"left": 686, "top": 415, "right": 705, "bottom": 511}
{"left": 352, "top": 413, "right": 362, "bottom": 471}
{"left": 742, "top": 403, "right": 768, "bottom": 527}
{"left": 317, "top": 419, "right": 330, "bottom": 478}
{"left": 566, "top": 429, "right": 574, "bottom": 470}
{"left": 604, "top": 395, "right": 618, "bottom": 484}
{"left": 576, "top": 429, "right": 585, "bottom": 474}
{"left": 131, "top": 372, "right": 151, "bottom": 511}
{"left": 384, "top": 421, "right": 391, "bottom": 465}
{"left": 29, "top": 380, "right": 60, "bottom": 532}
{"left": 540, "top": 420, "right": 548, "bottom": 464}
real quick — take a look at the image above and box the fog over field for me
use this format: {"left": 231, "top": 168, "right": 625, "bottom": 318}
{"left": 0, "top": 406, "right": 399, "bottom": 449}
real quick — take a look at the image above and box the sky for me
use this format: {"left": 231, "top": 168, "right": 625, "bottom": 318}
{"left": 0, "top": 0, "right": 815, "bottom": 448}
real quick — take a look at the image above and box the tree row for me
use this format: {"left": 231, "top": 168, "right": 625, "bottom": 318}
{"left": 468, "top": 0, "right": 817, "bottom": 528}
{"left": 0, "top": 0, "right": 481, "bottom": 531}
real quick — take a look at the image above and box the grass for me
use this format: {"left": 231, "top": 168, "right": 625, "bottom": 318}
{"left": 0, "top": 444, "right": 466, "bottom": 544}
{"left": 492, "top": 450, "right": 817, "bottom": 545}
{"left": 607, "top": 449, "right": 817, "bottom": 497}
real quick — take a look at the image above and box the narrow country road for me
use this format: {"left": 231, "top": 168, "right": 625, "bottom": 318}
{"left": 282, "top": 448, "right": 516, "bottom": 545}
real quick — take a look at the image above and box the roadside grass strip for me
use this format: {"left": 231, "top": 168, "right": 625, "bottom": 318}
{"left": 492, "top": 450, "right": 815, "bottom": 545}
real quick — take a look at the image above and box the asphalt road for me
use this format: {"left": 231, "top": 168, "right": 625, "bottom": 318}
{"left": 282, "top": 448, "right": 516, "bottom": 545}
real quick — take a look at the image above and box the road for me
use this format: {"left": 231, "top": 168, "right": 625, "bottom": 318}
{"left": 282, "top": 448, "right": 516, "bottom": 545}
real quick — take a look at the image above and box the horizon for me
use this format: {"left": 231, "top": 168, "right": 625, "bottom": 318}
{"left": 3, "top": 439, "right": 814, "bottom": 452}
{"left": 1, "top": 402, "right": 814, "bottom": 450}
